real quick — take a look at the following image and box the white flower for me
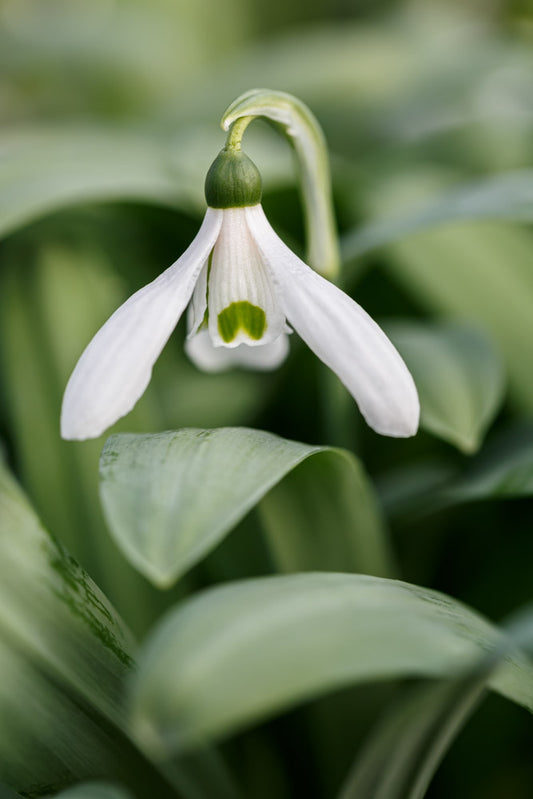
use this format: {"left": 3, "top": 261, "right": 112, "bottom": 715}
{"left": 61, "top": 202, "right": 419, "bottom": 441}
{"left": 61, "top": 147, "right": 419, "bottom": 441}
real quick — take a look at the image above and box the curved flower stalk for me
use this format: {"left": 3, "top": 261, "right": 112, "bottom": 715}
{"left": 223, "top": 89, "right": 340, "bottom": 279}
{"left": 61, "top": 105, "right": 419, "bottom": 441}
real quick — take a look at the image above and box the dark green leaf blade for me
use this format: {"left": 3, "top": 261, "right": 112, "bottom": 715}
{"left": 0, "top": 459, "right": 135, "bottom": 794}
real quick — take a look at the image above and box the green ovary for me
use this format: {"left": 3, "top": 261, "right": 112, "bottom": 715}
{"left": 218, "top": 301, "right": 266, "bottom": 342}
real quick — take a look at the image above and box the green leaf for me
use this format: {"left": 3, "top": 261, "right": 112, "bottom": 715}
{"left": 0, "top": 458, "right": 135, "bottom": 794}
{"left": 0, "top": 244, "right": 170, "bottom": 634}
{"left": 338, "top": 604, "right": 533, "bottom": 799}
{"left": 0, "top": 781, "right": 23, "bottom": 799}
{"left": 338, "top": 678, "right": 485, "bottom": 799}
{"left": 380, "top": 222, "right": 533, "bottom": 412}
{"left": 342, "top": 170, "right": 533, "bottom": 262}
{"left": 54, "top": 783, "right": 133, "bottom": 799}
{"left": 377, "top": 425, "right": 533, "bottom": 522}
{"left": 259, "top": 449, "right": 394, "bottom": 577}
{"left": 129, "top": 573, "right": 533, "bottom": 757}
{"left": 385, "top": 321, "right": 504, "bottom": 453}
{"left": 0, "top": 460, "right": 207, "bottom": 799}
{"left": 439, "top": 424, "right": 533, "bottom": 506}
{"left": 99, "top": 429, "right": 392, "bottom": 588}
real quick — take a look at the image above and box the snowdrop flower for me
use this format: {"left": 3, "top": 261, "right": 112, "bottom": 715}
{"left": 61, "top": 148, "right": 419, "bottom": 440}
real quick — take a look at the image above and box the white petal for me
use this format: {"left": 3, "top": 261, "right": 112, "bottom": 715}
{"left": 208, "top": 207, "right": 285, "bottom": 347}
{"left": 61, "top": 209, "right": 223, "bottom": 440}
{"left": 185, "top": 328, "right": 290, "bottom": 372}
{"left": 246, "top": 205, "right": 420, "bottom": 437}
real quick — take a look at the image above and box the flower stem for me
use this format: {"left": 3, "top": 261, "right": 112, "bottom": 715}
{"left": 221, "top": 89, "right": 340, "bottom": 280}
{"left": 224, "top": 116, "right": 254, "bottom": 152}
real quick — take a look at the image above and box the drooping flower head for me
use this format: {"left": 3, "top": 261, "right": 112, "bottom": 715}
{"left": 61, "top": 144, "right": 419, "bottom": 441}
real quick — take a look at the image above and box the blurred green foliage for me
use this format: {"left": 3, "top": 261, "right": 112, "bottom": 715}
{"left": 1, "top": 0, "right": 533, "bottom": 797}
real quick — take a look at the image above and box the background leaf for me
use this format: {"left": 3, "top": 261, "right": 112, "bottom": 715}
{"left": 384, "top": 423, "right": 533, "bottom": 522}
{"left": 385, "top": 321, "right": 504, "bottom": 453}
{"left": 342, "top": 170, "right": 533, "bottom": 262}
{"left": 337, "top": 678, "right": 485, "bottom": 799}
{"left": 438, "top": 423, "right": 533, "bottom": 506}
{"left": 99, "top": 429, "right": 393, "bottom": 588}
{"left": 338, "top": 603, "right": 533, "bottom": 799}
{"left": 129, "top": 573, "right": 533, "bottom": 757}
{"left": 380, "top": 222, "right": 533, "bottom": 413}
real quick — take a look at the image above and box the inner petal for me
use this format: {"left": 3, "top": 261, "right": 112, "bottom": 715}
{"left": 218, "top": 301, "right": 266, "bottom": 343}
{"left": 208, "top": 207, "right": 285, "bottom": 348}
{"left": 186, "top": 328, "right": 290, "bottom": 372}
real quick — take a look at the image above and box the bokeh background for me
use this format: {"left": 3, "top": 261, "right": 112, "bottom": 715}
{"left": 1, "top": 0, "right": 533, "bottom": 797}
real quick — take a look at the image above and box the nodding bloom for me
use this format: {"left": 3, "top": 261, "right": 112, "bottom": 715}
{"left": 61, "top": 148, "right": 419, "bottom": 440}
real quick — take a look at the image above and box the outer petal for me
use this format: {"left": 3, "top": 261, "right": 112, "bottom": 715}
{"left": 61, "top": 209, "right": 223, "bottom": 440}
{"left": 208, "top": 207, "right": 286, "bottom": 347}
{"left": 185, "top": 328, "right": 290, "bottom": 372}
{"left": 246, "top": 205, "right": 420, "bottom": 437}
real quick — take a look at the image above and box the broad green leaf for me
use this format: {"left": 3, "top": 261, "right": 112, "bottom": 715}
{"left": 385, "top": 322, "right": 504, "bottom": 453}
{"left": 99, "top": 429, "right": 392, "bottom": 588}
{"left": 0, "top": 460, "right": 209, "bottom": 799}
{"left": 129, "top": 573, "right": 533, "bottom": 756}
{"left": 0, "top": 459, "right": 134, "bottom": 794}
{"left": 54, "top": 783, "right": 133, "bottom": 799}
{"left": 338, "top": 604, "right": 533, "bottom": 799}
{"left": 342, "top": 170, "right": 533, "bottom": 262}
{"left": 381, "top": 223, "right": 533, "bottom": 412}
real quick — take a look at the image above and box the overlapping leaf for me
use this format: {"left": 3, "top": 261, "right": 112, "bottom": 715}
{"left": 129, "top": 573, "right": 533, "bottom": 757}
{"left": 99, "top": 429, "right": 392, "bottom": 587}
